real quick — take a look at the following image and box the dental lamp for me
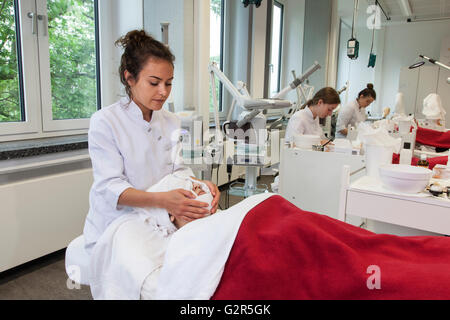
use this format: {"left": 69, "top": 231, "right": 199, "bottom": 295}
{"left": 409, "top": 55, "right": 450, "bottom": 84}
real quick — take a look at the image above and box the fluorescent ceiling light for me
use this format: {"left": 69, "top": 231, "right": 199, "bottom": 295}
{"left": 399, "top": 0, "right": 413, "bottom": 17}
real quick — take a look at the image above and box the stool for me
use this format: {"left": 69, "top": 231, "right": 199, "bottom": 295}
{"left": 65, "top": 235, "right": 91, "bottom": 286}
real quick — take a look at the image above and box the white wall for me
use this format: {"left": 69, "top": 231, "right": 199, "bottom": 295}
{"left": 222, "top": 0, "right": 251, "bottom": 120}
{"left": 302, "top": 0, "right": 331, "bottom": 91}
{"left": 336, "top": 0, "right": 379, "bottom": 114}
{"left": 143, "top": 0, "right": 195, "bottom": 112}
{"left": 99, "top": 0, "right": 144, "bottom": 107}
{"left": 279, "top": 0, "right": 306, "bottom": 103}
{"left": 379, "top": 20, "right": 450, "bottom": 112}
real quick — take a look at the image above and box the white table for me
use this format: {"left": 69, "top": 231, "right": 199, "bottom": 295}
{"left": 338, "top": 166, "right": 450, "bottom": 235}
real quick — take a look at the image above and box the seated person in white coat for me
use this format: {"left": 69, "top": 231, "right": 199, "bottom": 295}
{"left": 83, "top": 30, "right": 220, "bottom": 253}
{"left": 335, "top": 83, "right": 376, "bottom": 138}
{"left": 285, "top": 87, "right": 341, "bottom": 144}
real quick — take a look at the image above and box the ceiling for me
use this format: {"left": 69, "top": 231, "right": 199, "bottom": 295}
{"left": 377, "top": 0, "right": 450, "bottom": 21}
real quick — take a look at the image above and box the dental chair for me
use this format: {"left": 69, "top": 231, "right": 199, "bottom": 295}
{"left": 65, "top": 235, "right": 90, "bottom": 286}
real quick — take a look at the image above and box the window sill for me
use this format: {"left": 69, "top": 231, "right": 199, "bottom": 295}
{"left": 0, "top": 135, "right": 88, "bottom": 160}
{"left": 0, "top": 149, "right": 90, "bottom": 175}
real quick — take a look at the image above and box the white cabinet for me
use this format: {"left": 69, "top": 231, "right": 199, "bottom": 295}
{"left": 279, "top": 148, "right": 365, "bottom": 224}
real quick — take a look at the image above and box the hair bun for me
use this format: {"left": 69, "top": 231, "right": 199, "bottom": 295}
{"left": 367, "top": 83, "right": 374, "bottom": 90}
{"left": 115, "top": 30, "right": 155, "bottom": 50}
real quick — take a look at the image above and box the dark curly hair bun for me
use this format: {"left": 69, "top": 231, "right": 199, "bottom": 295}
{"left": 115, "top": 29, "right": 175, "bottom": 98}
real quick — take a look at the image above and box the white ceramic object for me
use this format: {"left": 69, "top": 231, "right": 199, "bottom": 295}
{"left": 379, "top": 164, "right": 432, "bottom": 194}
{"left": 293, "top": 134, "right": 321, "bottom": 150}
{"left": 365, "top": 144, "right": 394, "bottom": 179}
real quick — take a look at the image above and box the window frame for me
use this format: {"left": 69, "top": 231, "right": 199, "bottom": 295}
{"left": 0, "top": 0, "right": 101, "bottom": 140}
{"left": 265, "top": 0, "right": 285, "bottom": 117}
{"left": 209, "top": 0, "right": 226, "bottom": 123}
{"left": 0, "top": 0, "right": 41, "bottom": 137}
{"left": 269, "top": 1, "right": 284, "bottom": 97}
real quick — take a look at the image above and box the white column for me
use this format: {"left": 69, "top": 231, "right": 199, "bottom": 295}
{"left": 327, "top": 0, "right": 340, "bottom": 88}
{"left": 99, "top": 0, "right": 144, "bottom": 107}
{"left": 193, "top": 0, "right": 211, "bottom": 135}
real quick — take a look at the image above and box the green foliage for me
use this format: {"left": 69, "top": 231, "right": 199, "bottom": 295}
{"left": 0, "top": 0, "right": 97, "bottom": 123}
{"left": 47, "top": 0, "right": 97, "bottom": 120}
{"left": 0, "top": 0, "right": 20, "bottom": 122}
{"left": 210, "top": 0, "right": 222, "bottom": 17}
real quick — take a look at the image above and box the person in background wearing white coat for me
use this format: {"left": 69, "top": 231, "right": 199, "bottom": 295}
{"left": 335, "top": 83, "right": 376, "bottom": 138}
{"left": 83, "top": 30, "right": 220, "bottom": 252}
{"left": 285, "top": 87, "right": 341, "bottom": 143}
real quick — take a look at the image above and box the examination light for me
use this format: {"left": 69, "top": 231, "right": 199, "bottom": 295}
{"left": 409, "top": 55, "right": 450, "bottom": 84}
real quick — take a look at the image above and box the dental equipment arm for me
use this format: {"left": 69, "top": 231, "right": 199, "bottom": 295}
{"left": 272, "top": 62, "right": 321, "bottom": 99}
{"left": 207, "top": 66, "right": 224, "bottom": 164}
{"left": 337, "top": 82, "right": 349, "bottom": 95}
{"left": 420, "top": 55, "right": 450, "bottom": 72}
{"left": 208, "top": 62, "right": 292, "bottom": 128}
{"left": 268, "top": 63, "right": 321, "bottom": 130}
{"left": 410, "top": 55, "right": 450, "bottom": 84}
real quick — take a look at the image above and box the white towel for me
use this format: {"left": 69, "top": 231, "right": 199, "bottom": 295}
{"left": 423, "top": 93, "right": 445, "bottom": 120}
{"left": 155, "top": 193, "right": 275, "bottom": 300}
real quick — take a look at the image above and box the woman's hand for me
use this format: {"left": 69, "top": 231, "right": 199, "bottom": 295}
{"left": 201, "top": 180, "right": 220, "bottom": 214}
{"left": 160, "top": 189, "right": 211, "bottom": 223}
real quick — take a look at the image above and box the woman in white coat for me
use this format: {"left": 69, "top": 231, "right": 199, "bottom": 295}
{"left": 83, "top": 30, "right": 220, "bottom": 250}
{"left": 285, "top": 87, "right": 341, "bottom": 143}
{"left": 335, "top": 83, "right": 376, "bottom": 138}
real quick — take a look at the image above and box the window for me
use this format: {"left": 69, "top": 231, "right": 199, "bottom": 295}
{"left": 209, "top": 0, "right": 224, "bottom": 113}
{"left": 0, "top": 0, "right": 100, "bottom": 139}
{"left": 268, "top": 1, "right": 283, "bottom": 98}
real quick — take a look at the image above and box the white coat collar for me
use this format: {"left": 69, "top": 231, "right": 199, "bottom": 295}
{"left": 120, "top": 97, "right": 160, "bottom": 131}
{"left": 305, "top": 107, "right": 316, "bottom": 121}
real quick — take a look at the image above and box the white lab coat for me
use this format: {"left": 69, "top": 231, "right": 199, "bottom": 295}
{"left": 285, "top": 107, "right": 324, "bottom": 141}
{"left": 83, "top": 97, "right": 193, "bottom": 248}
{"left": 335, "top": 99, "right": 367, "bottom": 138}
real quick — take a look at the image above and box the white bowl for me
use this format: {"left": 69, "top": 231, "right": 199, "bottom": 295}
{"left": 293, "top": 134, "right": 321, "bottom": 150}
{"left": 379, "top": 164, "right": 432, "bottom": 194}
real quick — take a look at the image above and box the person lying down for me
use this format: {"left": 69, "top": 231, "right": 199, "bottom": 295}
{"left": 141, "top": 172, "right": 214, "bottom": 231}
{"left": 88, "top": 171, "right": 216, "bottom": 300}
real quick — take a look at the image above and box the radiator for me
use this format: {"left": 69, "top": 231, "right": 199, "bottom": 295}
{"left": 0, "top": 168, "right": 93, "bottom": 272}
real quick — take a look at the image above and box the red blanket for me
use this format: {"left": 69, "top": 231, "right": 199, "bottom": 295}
{"left": 392, "top": 153, "right": 448, "bottom": 169}
{"left": 416, "top": 127, "right": 450, "bottom": 149}
{"left": 212, "top": 196, "right": 450, "bottom": 300}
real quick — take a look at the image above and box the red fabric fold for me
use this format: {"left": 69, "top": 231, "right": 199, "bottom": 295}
{"left": 392, "top": 153, "right": 448, "bottom": 170}
{"left": 212, "top": 196, "right": 450, "bottom": 300}
{"left": 416, "top": 127, "right": 450, "bottom": 149}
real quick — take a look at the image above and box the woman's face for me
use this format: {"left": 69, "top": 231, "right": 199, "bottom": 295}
{"left": 126, "top": 58, "right": 174, "bottom": 114}
{"left": 316, "top": 100, "right": 339, "bottom": 118}
{"left": 358, "top": 96, "right": 375, "bottom": 108}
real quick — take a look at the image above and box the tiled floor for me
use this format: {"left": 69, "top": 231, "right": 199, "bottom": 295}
{"left": 0, "top": 175, "right": 275, "bottom": 300}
